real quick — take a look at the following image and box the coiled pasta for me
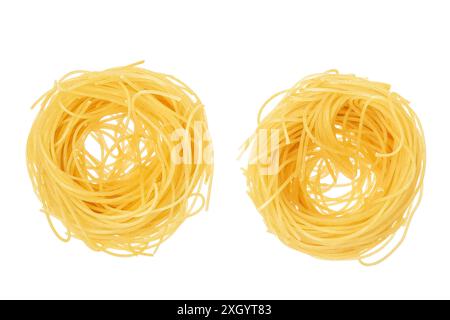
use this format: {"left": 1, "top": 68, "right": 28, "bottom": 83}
{"left": 27, "top": 62, "right": 214, "bottom": 256}
{"left": 241, "top": 71, "right": 425, "bottom": 265}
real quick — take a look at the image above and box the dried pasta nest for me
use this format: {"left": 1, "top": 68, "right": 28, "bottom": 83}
{"left": 242, "top": 71, "right": 425, "bottom": 265}
{"left": 27, "top": 62, "right": 214, "bottom": 256}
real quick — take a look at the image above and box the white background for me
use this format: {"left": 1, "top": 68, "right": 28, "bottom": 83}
{"left": 0, "top": 0, "right": 449, "bottom": 300}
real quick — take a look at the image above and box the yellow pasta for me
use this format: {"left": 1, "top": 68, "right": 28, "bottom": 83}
{"left": 27, "top": 61, "right": 214, "bottom": 256}
{"left": 241, "top": 71, "right": 425, "bottom": 265}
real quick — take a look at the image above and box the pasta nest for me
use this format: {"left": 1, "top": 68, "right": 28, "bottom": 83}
{"left": 27, "top": 62, "right": 214, "bottom": 256}
{"left": 242, "top": 71, "right": 425, "bottom": 265}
